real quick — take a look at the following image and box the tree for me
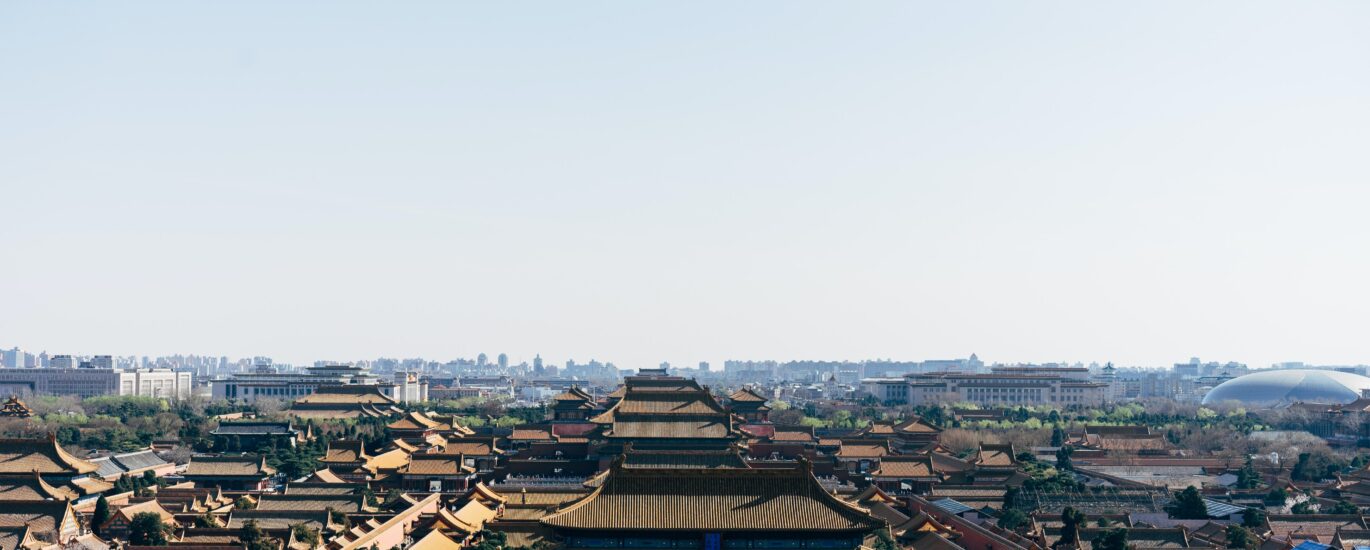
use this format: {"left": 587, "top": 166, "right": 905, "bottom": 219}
{"left": 1292, "top": 451, "right": 1346, "bottom": 482}
{"left": 235, "top": 496, "right": 255, "bottom": 509}
{"left": 291, "top": 523, "right": 321, "bottom": 548}
{"left": 1051, "top": 427, "right": 1065, "bottom": 447}
{"left": 772, "top": 409, "right": 805, "bottom": 426}
{"left": 1291, "top": 500, "right": 1317, "bottom": 514}
{"left": 241, "top": 520, "right": 277, "bottom": 550}
{"left": 1092, "top": 528, "right": 1129, "bottom": 550}
{"left": 1265, "top": 487, "right": 1288, "bottom": 505}
{"left": 474, "top": 528, "right": 507, "bottom": 550}
{"left": 1330, "top": 500, "right": 1361, "bottom": 514}
{"left": 997, "top": 509, "right": 1029, "bottom": 531}
{"left": 194, "top": 513, "right": 217, "bottom": 528}
{"left": 1056, "top": 446, "right": 1075, "bottom": 471}
{"left": 91, "top": 495, "right": 110, "bottom": 536}
{"left": 873, "top": 528, "right": 897, "bottom": 550}
{"left": 1241, "top": 508, "right": 1265, "bottom": 529}
{"left": 1166, "top": 486, "right": 1209, "bottom": 519}
{"left": 1055, "top": 507, "right": 1087, "bottom": 549}
{"left": 1226, "top": 525, "right": 1258, "bottom": 550}
{"left": 329, "top": 508, "right": 350, "bottom": 528}
{"left": 1236, "top": 457, "right": 1261, "bottom": 489}
{"left": 128, "top": 512, "right": 171, "bottom": 546}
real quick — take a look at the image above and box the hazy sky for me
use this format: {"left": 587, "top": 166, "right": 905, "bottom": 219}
{"left": 3, "top": 2, "right": 1369, "bottom": 370}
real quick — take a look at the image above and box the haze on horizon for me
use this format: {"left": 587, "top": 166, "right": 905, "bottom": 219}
{"left": 2, "top": 2, "right": 1368, "bottom": 371}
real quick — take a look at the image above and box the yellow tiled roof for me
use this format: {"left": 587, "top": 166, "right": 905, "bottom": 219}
{"left": 294, "top": 386, "right": 396, "bottom": 405}
{"left": 398, "top": 454, "right": 471, "bottom": 476}
{"left": 409, "top": 530, "right": 464, "bottom": 550}
{"left": 307, "top": 469, "right": 346, "bottom": 483}
{"left": 111, "top": 499, "right": 177, "bottom": 526}
{"left": 542, "top": 465, "right": 883, "bottom": 532}
{"left": 872, "top": 456, "right": 937, "bottom": 478}
{"left": 388, "top": 412, "right": 449, "bottom": 431}
{"left": 0, "top": 500, "right": 73, "bottom": 534}
{"left": 183, "top": 456, "right": 275, "bottom": 477}
{"left": 0, "top": 437, "right": 98, "bottom": 475}
{"left": 728, "top": 388, "right": 768, "bottom": 402}
{"left": 836, "top": 444, "right": 889, "bottom": 458}
{"left": 322, "top": 440, "right": 369, "bottom": 463}
{"left": 0, "top": 473, "right": 78, "bottom": 501}
{"left": 509, "top": 429, "right": 552, "bottom": 441}
{"left": 365, "top": 449, "right": 411, "bottom": 472}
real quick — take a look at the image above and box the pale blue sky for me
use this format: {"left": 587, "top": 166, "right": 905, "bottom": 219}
{"left": 2, "top": 2, "right": 1368, "bottom": 370}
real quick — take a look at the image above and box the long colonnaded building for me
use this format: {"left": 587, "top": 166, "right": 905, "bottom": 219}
{"left": 863, "top": 366, "right": 1109, "bottom": 406}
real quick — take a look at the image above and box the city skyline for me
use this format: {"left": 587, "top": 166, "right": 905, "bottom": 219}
{"left": 4, "top": 2, "right": 1369, "bottom": 370}
{"left": 3, "top": 343, "right": 1362, "bottom": 374}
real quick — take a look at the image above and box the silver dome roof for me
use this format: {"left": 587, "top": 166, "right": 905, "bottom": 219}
{"left": 1202, "top": 369, "right": 1370, "bottom": 407}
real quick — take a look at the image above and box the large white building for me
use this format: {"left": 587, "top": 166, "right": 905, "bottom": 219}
{"left": 861, "top": 366, "right": 1110, "bottom": 407}
{"left": 211, "top": 364, "right": 428, "bottom": 404}
{"left": 0, "top": 368, "right": 192, "bottom": 398}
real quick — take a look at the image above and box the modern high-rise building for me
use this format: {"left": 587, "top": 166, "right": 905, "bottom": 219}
{"left": 3, "top": 347, "right": 27, "bottom": 368}
{"left": 49, "top": 355, "right": 77, "bottom": 369}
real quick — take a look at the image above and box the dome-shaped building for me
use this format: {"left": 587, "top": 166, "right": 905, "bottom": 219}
{"left": 1201, "top": 369, "right": 1370, "bottom": 407}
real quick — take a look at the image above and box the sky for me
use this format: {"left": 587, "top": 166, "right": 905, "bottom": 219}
{"left": 2, "top": 2, "right": 1369, "bottom": 370}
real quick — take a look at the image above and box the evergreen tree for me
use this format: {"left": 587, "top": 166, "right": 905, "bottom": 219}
{"left": 873, "top": 528, "right": 897, "bottom": 550}
{"left": 1055, "top": 507, "right": 1087, "bottom": 549}
{"left": 1051, "top": 427, "right": 1065, "bottom": 447}
{"left": 474, "top": 528, "right": 508, "bottom": 550}
{"left": 1003, "top": 487, "right": 1019, "bottom": 509}
{"left": 291, "top": 523, "right": 321, "bottom": 548}
{"left": 997, "top": 509, "right": 1029, "bottom": 531}
{"left": 1226, "top": 525, "right": 1257, "bottom": 550}
{"left": 1330, "top": 500, "right": 1360, "bottom": 514}
{"left": 1092, "top": 527, "right": 1128, "bottom": 550}
{"left": 128, "top": 512, "right": 171, "bottom": 546}
{"left": 91, "top": 495, "right": 110, "bottom": 536}
{"left": 194, "top": 513, "right": 217, "bottom": 528}
{"left": 1236, "top": 457, "right": 1261, "bottom": 489}
{"left": 1241, "top": 508, "right": 1265, "bottom": 529}
{"left": 240, "top": 519, "right": 277, "bottom": 550}
{"left": 1056, "top": 446, "right": 1075, "bottom": 471}
{"left": 1166, "top": 486, "right": 1209, "bottom": 519}
{"left": 1265, "top": 487, "right": 1288, "bottom": 505}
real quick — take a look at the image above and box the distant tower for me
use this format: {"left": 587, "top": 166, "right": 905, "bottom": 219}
{"left": 477, "top": 353, "right": 488, "bottom": 367}
{"left": 533, "top": 355, "right": 543, "bottom": 370}
{"left": 498, "top": 353, "right": 509, "bottom": 369}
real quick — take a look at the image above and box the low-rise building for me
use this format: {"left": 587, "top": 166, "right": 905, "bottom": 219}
{"left": 182, "top": 455, "right": 276, "bottom": 491}
{"left": 0, "top": 368, "right": 191, "bottom": 398}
